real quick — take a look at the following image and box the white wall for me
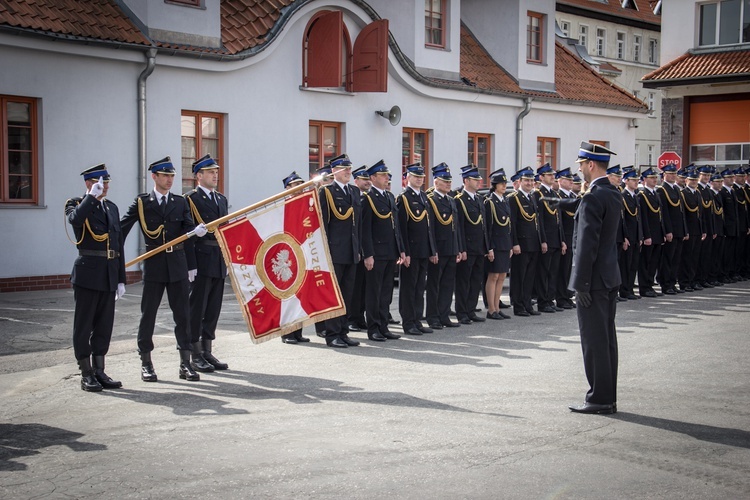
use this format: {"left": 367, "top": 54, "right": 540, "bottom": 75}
{"left": 661, "top": 0, "right": 696, "bottom": 64}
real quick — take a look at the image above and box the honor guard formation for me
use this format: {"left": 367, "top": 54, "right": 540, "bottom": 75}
{"left": 67, "top": 148, "right": 750, "bottom": 401}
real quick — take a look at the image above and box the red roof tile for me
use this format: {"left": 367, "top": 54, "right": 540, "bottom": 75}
{"left": 558, "top": 0, "right": 661, "bottom": 26}
{"left": 642, "top": 49, "right": 750, "bottom": 84}
{"left": 0, "top": 0, "right": 151, "bottom": 46}
{"left": 220, "top": 0, "right": 294, "bottom": 54}
{"left": 454, "top": 25, "right": 644, "bottom": 111}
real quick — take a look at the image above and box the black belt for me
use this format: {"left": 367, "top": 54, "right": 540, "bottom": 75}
{"left": 195, "top": 240, "right": 219, "bottom": 247}
{"left": 79, "top": 249, "right": 120, "bottom": 259}
{"left": 146, "top": 242, "right": 184, "bottom": 252}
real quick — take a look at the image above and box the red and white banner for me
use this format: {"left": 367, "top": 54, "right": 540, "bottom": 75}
{"left": 214, "top": 190, "right": 345, "bottom": 343}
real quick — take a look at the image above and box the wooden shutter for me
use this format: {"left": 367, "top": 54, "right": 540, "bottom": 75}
{"left": 306, "top": 11, "right": 343, "bottom": 88}
{"left": 352, "top": 19, "right": 389, "bottom": 92}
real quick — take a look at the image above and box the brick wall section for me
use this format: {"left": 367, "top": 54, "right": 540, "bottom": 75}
{"left": 0, "top": 271, "right": 142, "bottom": 293}
{"left": 661, "top": 97, "right": 685, "bottom": 156}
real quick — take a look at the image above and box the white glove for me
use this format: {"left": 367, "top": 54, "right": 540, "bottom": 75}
{"left": 115, "top": 283, "right": 126, "bottom": 301}
{"left": 88, "top": 177, "right": 104, "bottom": 198}
{"left": 194, "top": 223, "right": 207, "bottom": 238}
{"left": 188, "top": 269, "right": 197, "bottom": 282}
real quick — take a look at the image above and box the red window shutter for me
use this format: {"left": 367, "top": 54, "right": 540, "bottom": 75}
{"left": 306, "top": 11, "right": 343, "bottom": 88}
{"left": 351, "top": 19, "right": 389, "bottom": 92}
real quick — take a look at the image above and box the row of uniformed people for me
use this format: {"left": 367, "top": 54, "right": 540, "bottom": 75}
{"left": 66, "top": 155, "right": 230, "bottom": 392}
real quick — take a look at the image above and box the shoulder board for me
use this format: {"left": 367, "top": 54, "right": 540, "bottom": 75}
{"left": 137, "top": 192, "right": 150, "bottom": 199}
{"left": 507, "top": 191, "right": 519, "bottom": 198}
{"left": 454, "top": 191, "right": 464, "bottom": 198}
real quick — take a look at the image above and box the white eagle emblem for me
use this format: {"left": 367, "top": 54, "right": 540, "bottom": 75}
{"left": 271, "top": 249, "right": 294, "bottom": 282}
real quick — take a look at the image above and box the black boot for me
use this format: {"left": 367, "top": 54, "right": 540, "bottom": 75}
{"left": 201, "top": 339, "right": 228, "bottom": 370}
{"left": 191, "top": 342, "right": 215, "bottom": 372}
{"left": 179, "top": 350, "right": 200, "bottom": 381}
{"left": 140, "top": 352, "right": 158, "bottom": 382}
{"left": 78, "top": 357, "right": 103, "bottom": 392}
{"left": 92, "top": 355, "right": 122, "bottom": 389}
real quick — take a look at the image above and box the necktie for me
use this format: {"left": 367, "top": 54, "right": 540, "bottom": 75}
{"left": 160, "top": 195, "right": 167, "bottom": 215}
{"left": 342, "top": 185, "right": 349, "bottom": 197}
{"left": 210, "top": 191, "right": 217, "bottom": 205}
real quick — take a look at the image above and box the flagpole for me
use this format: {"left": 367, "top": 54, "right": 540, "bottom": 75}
{"left": 125, "top": 174, "right": 328, "bottom": 268}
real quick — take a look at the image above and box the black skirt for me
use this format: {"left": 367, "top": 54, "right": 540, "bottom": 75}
{"left": 487, "top": 249, "right": 510, "bottom": 274}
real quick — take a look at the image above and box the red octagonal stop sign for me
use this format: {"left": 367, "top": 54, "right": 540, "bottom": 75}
{"left": 658, "top": 151, "right": 682, "bottom": 171}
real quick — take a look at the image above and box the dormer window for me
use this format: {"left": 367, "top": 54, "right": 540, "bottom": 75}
{"left": 425, "top": 0, "right": 447, "bottom": 48}
{"left": 527, "top": 12, "right": 544, "bottom": 63}
{"left": 699, "top": 0, "right": 750, "bottom": 46}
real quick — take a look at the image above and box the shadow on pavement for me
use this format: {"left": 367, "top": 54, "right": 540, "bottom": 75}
{"left": 611, "top": 412, "right": 750, "bottom": 449}
{"left": 0, "top": 423, "right": 106, "bottom": 471}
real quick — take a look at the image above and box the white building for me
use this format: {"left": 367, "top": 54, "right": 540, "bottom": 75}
{"left": 0, "top": 0, "right": 645, "bottom": 289}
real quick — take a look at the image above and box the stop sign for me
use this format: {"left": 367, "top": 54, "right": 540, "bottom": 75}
{"left": 657, "top": 151, "right": 682, "bottom": 171}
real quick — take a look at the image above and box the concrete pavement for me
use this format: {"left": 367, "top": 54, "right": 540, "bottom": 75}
{"left": 1, "top": 281, "right": 749, "bottom": 498}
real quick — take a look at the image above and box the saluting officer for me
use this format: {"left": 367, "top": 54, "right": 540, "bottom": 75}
{"left": 679, "top": 168, "right": 706, "bottom": 291}
{"left": 533, "top": 163, "right": 565, "bottom": 313}
{"left": 484, "top": 168, "right": 512, "bottom": 320}
{"left": 657, "top": 164, "right": 688, "bottom": 295}
{"left": 454, "top": 164, "right": 490, "bottom": 324}
{"left": 425, "top": 163, "right": 462, "bottom": 330}
{"left": 186, "top": 154, "right": 230, "bottom": 370}
{"left": 637, "top": 167, "right": 665, "bottom": 298}
{"left": 555, "top": 168, "right": 578, "bottom": 309}
{"left": 361, "top": 160, "right": 405, "bottom": 342}
{"left": 319, "top": 154, "right": 362, "bottom": 348}
{"left": 618, "top": 168, "right": 642, "bottom": 300}
{"left": 66, "top": 164, "right": 126, "bottom": 392}
{"left": 397, "top": 162, "right": 437, "bottom": 335}
{"left": 279, "top": 171, "right": 311, "bottom": 345}
{"left": 509, "top": 167, "right": 545, "bottom": 316}
{"left": 121, "top": 156, "right": 207, "bottom": 382}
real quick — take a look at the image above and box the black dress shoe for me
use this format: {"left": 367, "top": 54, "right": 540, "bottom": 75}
{"left": 486, "top": 312, "right": 503, "bottom": 320}
{"left": 81, "top": 373, "right": 104, "bottom": 392}
{"left": 347, "top": 323, "right": 361, "bottom": 332}
{"left": 539, "top": 306, "right": 556, "bottom": 313}
{"left": 388, "top": 318, "right": 401, "bottom": 325}
{"left": 326, "top": 337, "right": 349, "bottom": 348}
{"left": 368, "top": 332, "right": 387, "bottom": 341}
{"left": 498, "top": 301, "right": 511, "bottom": 309}
{"left": 281, "top": 335, "right": 298, "bottom": 344}
{"left": 640, "top": 290, "right": 657, "bottom": 298}
{"left": 382, "top": 331, "right": 401, "bottom": 340}
{"left": 674, "top": 287, "right": 685, "bottom": 293}
{"left": 680, "top": 286, "right": 694, "bottom": 292}
{"left": 626, "top": 294, "right": 640, "bottom": 300}
{"left": 692, "top": 284, "right": 703, "bottom": 290}
{"left": 497, "top": 311, "right": 511, "bottom": 319}
{"left": 141, "top": 364, "right": 158, "bottom": 382}
{"left": 295, "top": 335, "right": 310, "bottom": 343}
{"left": 553, "top": 306, "right": 564, "bottom": 311}
{"left": 340, "top": 334, "right": 360, "bottom": 346}
{"left": 514, "top": 310, "right": 530, "bottom": 317}
{"left": 701, "top": 281, "right": 714, "bottom": 288}
{"left": 663, "top": 288, "right": 676, "bottom": 295}
{"left": 617, "top": 296, "right": 628, "bottom": 302}
{"left": 442, "top": 320, "right": 460, "bottom": 328}
{"left": 316, "top": 330, "right": 328, "bottom": 338}
{"left": 428, "top": 323, "right": 444, "bottom": 330}
{"left": 418, "top": 325, "right": 433, "bottom": 333}
{"left": 459, "top": 317, "right": 473, "bottom": 325}
{"left": 568, "top": 402, "right": 614, "bottom": 414}
{"left": 468, "top": 314, "right": 486, "bottom": 322}
{"left": 558, "top": 303, "right": 574, "bottom": 309}
{"left": 405, "top": 327, "right": 423, "bottom": 335}
{"left": 191, "top": 355, "right": 215, "bottom": 373}
{"left": 528, "top": 310, "right": 542, "bottom": 316}
{"left": 179, "top": 362, "right": 200, "bottom": 381}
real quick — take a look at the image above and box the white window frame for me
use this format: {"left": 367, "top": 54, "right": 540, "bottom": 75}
{"left": 617, "top": 32, "right": 626, "bottom": 60}
{"left": 560, "top": 20, "right": 570, "bottom": 38}
{"left": 648, "top": 38, "right": 658, "bottom": 64}
{"left": 648, "top": 92, "right": 655, "bottom": 111}
{"left": 579, "top": 24, "right": 588, "bottom": 48}
{"left": 596, "top": 28, "right": 606, "bottom": 57}
{"left": 698, "top": 0, "right": 750, "bottom": 46}
{"left": 647, "top": 144, "right": 654, "bottom": 166}
{"left": 633, "top": 34, "right": 641, "bottom": 62}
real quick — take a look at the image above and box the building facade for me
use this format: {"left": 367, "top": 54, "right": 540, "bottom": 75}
{"left": 0, "top": 0, "right": 645, "bottom": 289}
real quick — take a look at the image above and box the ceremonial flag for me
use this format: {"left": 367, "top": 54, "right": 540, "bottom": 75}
{"left": 214, "top": 189, "right": 345, "bottom": 343}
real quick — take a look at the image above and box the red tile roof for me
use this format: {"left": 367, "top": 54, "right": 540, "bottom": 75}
{"left": 557, "top": 0, "right": 661, "bottom": 26}
{"left": 642, "top": 49, "right": 750, "bottom": 85}
{"left": 221, "top": 0, "right": 294, "bottom": 53}
{"left": 0, "top": 0, "right": 150, "bottom": 46}
{"left": 455, "top": 25, "right": 645, "bottom": 111}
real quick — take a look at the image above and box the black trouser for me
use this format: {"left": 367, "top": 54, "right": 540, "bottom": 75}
{"left": 679, "top": 235, "right": 701, "bottom": 287}
{"left": 709, "top": 236, "right": 724, "bottom": 282}
{"left": 638, "top": 243, "right": 662, "bottom": 293}
{"left": 189, "top": 274, "right": 225, "bottom": 343}
{"left": 696, "top": 234, "right": 713, "bottom": 283}
{"left": 325, "top": 262, "right": 356, "bottom": 338}
{"left": 348, "top": 261, "right": 367, "bottom": 326}
{"left": 510, "top": 250, "right": 539, "bottom": 313}
{"left": 535, "top": 247, "right": 560, "bottom": 310}
{"left": 618, "top": 243, "right": 639, "bottom": 297}
{"left": 735, "top": 232, "right": 747, "bottom": 275}
{"left": 138, "top": 279, "right": 191, "bottom": 353}
{"left": 72, "top": 286, "right": 115, "bottom": 360}
{"left": 557, "top": 246, "right": 574, "bottom": 305}
{"left": 658, "top": 238, "right": 682, "bottom": 291}
{"left": 722, "top": 236, "right": 737, "bottom": 278}
{"left": 577, "top": 287, "right": 618, "bottom": 405}
{"left": 365, "top": 259, "right": 396, "bottom": 335}
{"left": 426, "top": 255, "right": 457, "bottom": 325}
{"left": 399, "top": 257, "right": 428, "bottom": 329}
{"left": 455, "top": 254, "right": 484, "bottom": 320}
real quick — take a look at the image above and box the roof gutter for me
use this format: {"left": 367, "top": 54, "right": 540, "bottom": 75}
{"left": 515, "top": 98, "right": 532, "bottom": 171}
{"left": 136, "top": 48, "right": 157, "bottom": 260}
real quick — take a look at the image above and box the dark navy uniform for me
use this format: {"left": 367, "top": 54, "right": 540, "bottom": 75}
{"left": 696, "top": 171, "right": 716, "bottom": 287}
{"left": 657, "top": 178, "right": 687, "bottom": 293}
{"left": 619, "top": 183, "right": 641, "bottom": 299}
{"left": 637, "top": 174, "right": 665, "bottom": 297}
{"left": 678, "top": 182, "right": 703, "bottom": 290}
{"left": 556, "top": 174, "right": 578, "bottom": 308}
{"left": 533, "top": 174, "right": 563, "bottom": 312}
{"left": 66, "top": 164, "right": 126, "bottom": 391}
{"left": 709, "top": 182, "right": 726, "bottom": 284}
{"left": 719, "top": 175, "right": 739, "bottom": 281}
{"left": 485, "top": 192, "right": 512, "bottom": 273}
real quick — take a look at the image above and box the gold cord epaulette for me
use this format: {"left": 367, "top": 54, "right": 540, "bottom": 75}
{"left": 137, "top": 196, "right": 165, "bottom": 240}
{"left": 736, "top": 188, "right": 747, "bottom": 205}
{"left": 456, "top": 194, "right": 482, "bottom": 225}
{"left": 513, "top": 193, "right": 537, "bottom": 222}
{"left": 63, "top": 198, "right": 111, "bottom": 252}
{"left": 488, "top": 198, "right": 510, "bottom": 227}
{"left": 399, "top": 193, "right": 427, "bottom": 222}
{"left": 744, "top": 188, "right": 750, "bottom": 204}
{"left": 427, "top": 194, "right": 454, "bottom": 226}
{"left": 324, "top": 187, "right": 354, "bottom": 221}
{"left": 364, "top": 192, "right": 392, "bottom": 220}
{"left": 701, "top": 193, "right": 713, "bottom": 209}
{"left": 543, "top": 199, "right": 558, "bottom": 216}
{"left": 713, "top": 200, "right": 723, "bottom": 215}
{"left": 187, "top": 194, "right": 216, "bottom": 233}
{"left": 623, "top": 197, "right": 638, "bottom": 217}
{"left": 658, "top": 185, "right": 681, "bottom": 207}
{"left": 641, "top": 191, "right": 661, "bottom": 214}
{"left": 681, "top": 191, "right": 699, "bottom": 213}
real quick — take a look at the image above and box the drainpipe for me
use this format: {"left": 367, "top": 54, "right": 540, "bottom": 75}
{"left": 137, "top": 48, "right": 157, "bottom": 258}
{"left": 515, "top": 98, "right": 532, "bottom": 171}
